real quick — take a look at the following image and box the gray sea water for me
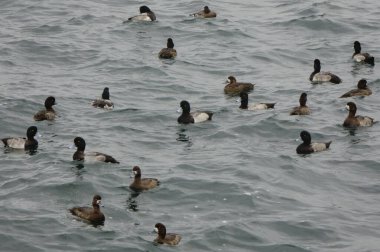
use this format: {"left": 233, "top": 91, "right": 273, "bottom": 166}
{"left": 1, "top": 0, "right": 380, "bottom": 251}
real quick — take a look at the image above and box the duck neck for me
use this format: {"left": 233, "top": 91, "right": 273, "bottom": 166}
{"left": 240, "top": 100, "right": 248, "bottom": 109}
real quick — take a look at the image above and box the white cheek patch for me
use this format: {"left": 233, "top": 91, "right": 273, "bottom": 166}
{"left": 133, "top": 171, "right": 137, "bottom": 175}
{"left": 154, "top": 227, "right": 158, "bottom": 233}
{"left": 177, "top": 108, "right": 182, "bottom": 113}
{"left": 345, "top": 105, "right": 350, "bottom": 110}
{"left": 97, "top": 200, "right": 101, "bottom": 204}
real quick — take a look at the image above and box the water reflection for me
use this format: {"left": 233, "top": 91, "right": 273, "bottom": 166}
{"left": 126, "top": 192, "right": 140, "bottom": 212}
{"left": 176, "top": 128, "right": 192, "bottom": 146}
{"left": 351, "top": 63, "right": 374, "bottom": 76}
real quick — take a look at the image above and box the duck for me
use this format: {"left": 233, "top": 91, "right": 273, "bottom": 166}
{"left": 129, "top": 166, "right": 159, "bottom": 192}
{"left": 352, "top": 41, "right": 375, "bottom": 66}
{"left": 309, "top": 59, "right": 341, "bottom": 84}
{"left": 239, "top": 92, "right": 275, "bottom": 110}
{"left": 224, "top": 76, "right": 255, "bottom": 95}
{"left": 91, "top": 87, "right": 114, "bottom": 109}
{"left": 340, "top": 79, "right": 372, "bottom": 98}
{"left": 72, "top": 137, "right": 119, "bottom": 163}
{"left": 158, "top": 38, "right": 177, "bottom": 59}
{"left": 296, "top": 130, "right": 332, "bottom": 154}
{"left": 34, "top": 96, "right": 56, "bottom": 121}
{"left": 127, "top": 6, "right": 156, "bottom": 22}
{"left": 290, "top": 93, "right": 310, "bottom": 115}
{"left": 154, "top": 223, "right": 181, "bottom": 245}
{"left": 177, "top": 100, "right": 213, "bottom": 124}
{"left": 191, "top": 6, "right": 217, "bottom": 18}
{"left": 343, "top": 102, "right": 374, "bottom": 127}
{"left": 2, "top": 126, "right": 38, "bottom": 150}
{"left": 69, "top": 195, "right": 105, "bottom": 225}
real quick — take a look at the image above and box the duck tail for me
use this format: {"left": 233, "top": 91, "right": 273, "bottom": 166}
{"left": 365, "top": 56, "right": 375, "bottom": 66}
{"left": 325, "top": 141, "right": 332, "bottom": 149}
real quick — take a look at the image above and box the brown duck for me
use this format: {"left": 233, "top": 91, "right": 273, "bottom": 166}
{"left": 224, "top": 76, "right": 254, "bottom": 95}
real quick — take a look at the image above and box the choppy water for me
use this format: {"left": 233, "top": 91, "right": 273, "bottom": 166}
{"left": 1, "top": 0, "right": 380, "bottom": 251}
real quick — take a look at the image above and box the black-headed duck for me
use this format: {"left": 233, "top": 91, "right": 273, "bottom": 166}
{"left": 340, "top": 79, "right": 372, "bottom": 98}
{"left": 72, "top": 137, "right": 119, "bottom": 163}
{"left": 127, "top": 6, "right": 156, "bottom": 21}
{"left": 129, "top": 166, "right": 159, "bottom": 192}
{"left": 353, "top": 41, "right": 375, "bottom": 66}
{"left": 343, "top": 102, "right": 374, "bottom": 127}
{"left": 239, "top": 92, "right": 275, "bottom": 110}
{"left": 154, "top": 223, "right": 181, "bottom": 245}
{"left": 159, "top": 38, "right": 177, "bottom": 59}
{"left": 69, "top": 195, "right": 105, "bottom": 225}
{"left": 290, "top": 93, "right": 310, "bottom": 115}
{"left": 92, "top": 87, "right": 114, "bottom": 109}
{"left": 34, "top": 96, "right": 56, "bottom": 121}
{"left": 309, "top": 59, "right": 341, "bottom": 84}
{"left": 2, "top": 126, "right": 38, "bottom": 150}
{"left": 296, "top": 130, "right": 331, "bottom": 154}
{"left": 177, "top": 100, "right": 213, "bottom": 124}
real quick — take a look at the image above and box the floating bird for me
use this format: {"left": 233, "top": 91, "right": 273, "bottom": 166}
{"left": 352, "top": 41, "right": 375, "bottom": 66}
{"left": 309, "top": 59, "right": 341, "bottom": 84}
{"left": 72, "top": 137, "right": 119, "bottom": 163}
{"left": 154, "top": 223, "right": 181, "bottom": 245}
{"left": 296, "top": 130, "right": 331, "bottom": 154}
{"left": 69, "top": 195, "right": 105, "bottom": 225}
{"left": 34, "top": 96, "right": 56, "bottom": 121}
{"left": 343, "top": 102, "right": 374, "bottom": 127}
{"left": 177, "top": 100, "right": 213, "bottom": 124}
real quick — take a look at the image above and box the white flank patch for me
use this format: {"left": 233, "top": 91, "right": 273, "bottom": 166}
{"left": 248, "top": 103, "right": 267, "bottom": 110}
{"left": 354, "top": 54, "right": 365, "bottom": 62}
{"left": 311, "top": 143, "right": 327, "bottom": 152}
{"left": 6, "top": 138, "right": 26, "bottom": 149}
{"left": 313, "top": 73, "right": 332, "bottom": 82}
{"left": 193, "top": 112, "right": 210, "bottom": 123}
{"left": 132, "top": 13, "right": 151, "bottom": 21}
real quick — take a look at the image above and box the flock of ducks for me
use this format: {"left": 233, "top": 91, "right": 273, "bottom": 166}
{"left": 1, "top": 4, "right": 377, "bottom": 246}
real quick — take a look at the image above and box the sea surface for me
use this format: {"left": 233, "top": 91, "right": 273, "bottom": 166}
{"left": 1, "top": 0, "right": 380, "bottom": 251}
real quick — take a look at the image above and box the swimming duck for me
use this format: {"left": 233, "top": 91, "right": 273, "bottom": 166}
{"left": 191, "top": 6, "right": 217, "bottom": 18}
{"left": 296, "top": 130, "right": 331, "bottom": 154}
{"left": 72, "top": 137, "right": 119, "bottom": 163}
{"left": 239, "top": 92, "right": 275, "bottom": 110}
{"left": 343, "top": 102, "right": 374, "bottom": 127}
{"left": 309, "top": 59, "right": 341, "bottom": 84}
{"left": 127, "top": 6, "right": 156, "bottom": 21}
{"left": 129, "top": 166, "right": 159, "bottom": 192}
{"left": 91, "top": 87, "right": 114, "bottom": 109}
{"left": 158, "top": 38, "right": 177, "bottom": 59}
{"left": 290, "top": 93, "right": 310, "bottom": 115}
{"left": 154, "top": 223, "right": 181, "bottom": 245}
{"left": 2, "top": 126, "right": 38, "bottom": 150}
{"left": 352, "top": 41, "right": 375, "bottom": 66}
{"left": 340, "top": 79, "right": 372, "bottom": 98}
{"left": 224, "top": 76, "right": 255, "bottom": 95}
{"left": 177, "top": 100, "right": 213, "bottom": 124}
{"left": 34, "top": 96, "right": 56, "bottom": 121}
{"left": 69, "top": 195, "right": 105, "bottom": 225}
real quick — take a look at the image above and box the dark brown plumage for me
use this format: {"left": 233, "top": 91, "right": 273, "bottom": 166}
{"left": 343, "top": 102, "right": 374, "bottom": 127}
{"left": 290, "top": 93, "right": 310, "bottom": 115}
{"left": 191, "top": 6, "right": 217, "bottom": 18}
{"left": 340, "top": 79, "right": 372, "bottom": 98}
{"left": 129, "top": 166, "right": 159, "bottom": 192}
{"left": 154, "top": 223, "right": 181, "bottom": 245}
{"left": 34, "top": 96, "right": 56, "bottom": 121}
{"left": 224, "top": 76, "right": 254, "bottom": 95}
{"left": 159, "top": 38, "right": 177, "bottom": 59}
{"left": 69, "top": 195, "right": 105, "bottom": 225}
